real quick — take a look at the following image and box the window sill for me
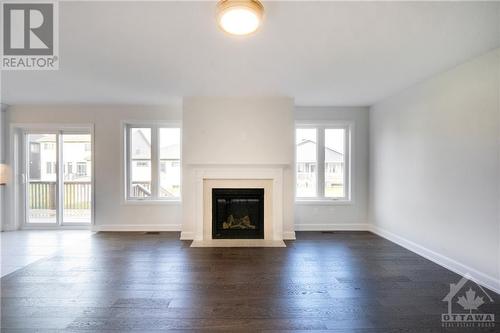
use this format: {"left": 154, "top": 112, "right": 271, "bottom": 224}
{"left": 122, "top": 199, "right": 182, "bottom": 206}
{"left": 295, "top": 199, "right": 353, "bottom": 206}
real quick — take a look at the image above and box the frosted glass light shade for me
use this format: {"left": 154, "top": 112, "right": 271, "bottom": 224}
{"left": 217, "top": 0, "right": 264, "bottom": 36}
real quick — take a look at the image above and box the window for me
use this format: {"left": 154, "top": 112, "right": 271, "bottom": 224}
{"left": 125, "top": 124, "right": 181, "bottom": 200}
{"left": 159, "top": 128, "right": 181, "bottom": 198}
{"left": 296, "top": 125, "right": 351, "bottom": 201}
{"left": 76, "top": 162, "right": 87, "bottom": 176}
{"left": 44, "top": 143, "right": 55, "bottom": 150}
{"left": 30, "top": 143, "right": 40, "bottom": 153}
{"left": 46, "top": 162, "right": 56, "bottom": 174}
{"left": 46, "top": 162, "right": 53, "bottom": 174}
{"left": 295, "top": 128, "right": 317, "bottom": 197}
{"left": 324, "top": 128, "right": 347, "bottom": 198}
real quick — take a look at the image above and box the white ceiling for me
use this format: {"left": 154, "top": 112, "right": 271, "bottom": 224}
{"left": 2, "top": 1, "right": 499, "bottom": 106}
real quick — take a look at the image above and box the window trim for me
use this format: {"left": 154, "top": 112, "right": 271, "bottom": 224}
{"left": 295, "top": 121, "right": 353, "bottom": 204}
{"left": 123, "top": 122, "right": 181, "bottom": 203}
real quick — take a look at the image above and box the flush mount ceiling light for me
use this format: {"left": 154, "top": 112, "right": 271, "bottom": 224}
{"left": 217, "top": 0, "right": 264, "bottom": 36}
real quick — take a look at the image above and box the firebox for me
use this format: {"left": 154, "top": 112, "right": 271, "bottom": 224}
{"left": 212, "top": 188, "right": 264, "bottom": 239}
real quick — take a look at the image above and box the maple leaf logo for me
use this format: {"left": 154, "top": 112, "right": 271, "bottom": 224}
{"left": 457, "top": 288, "right": 485, "bottom": 313}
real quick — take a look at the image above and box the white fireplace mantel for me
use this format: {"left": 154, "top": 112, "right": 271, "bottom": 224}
{"left": 192, "top": 165, "right": 285, "bottom": 242}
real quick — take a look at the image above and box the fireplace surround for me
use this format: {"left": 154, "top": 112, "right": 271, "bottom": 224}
{"left": 212, "top": 188, "right": 264, "bottom": 239}
{"left": 185, "top": 165, "right": 293, "bottom": 246}
{"left": 194, "top": 168, "right": 284, "bottom": 239}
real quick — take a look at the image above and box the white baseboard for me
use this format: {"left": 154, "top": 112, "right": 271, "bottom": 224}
{"left": 283, "top": 231, "right": 296, "bottom": 240}
{"left": 180, "top": 231, "right": 194, "bottom": 240}
{"left": 370, "top": 225, "right": 500, "bottom": 294}
{"left": 295, "top": 223, "right": 370, "bottom": 231}
{"left": 92, "top": 224, "right": 181, "bottom": 232}
{"left": 23, "top": 225, "right": 90, "bottom": 230}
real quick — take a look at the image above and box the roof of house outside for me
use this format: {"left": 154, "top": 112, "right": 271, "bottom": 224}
{"left": 296, "top": 140, "right": 343, "bottom": 163}
{"left": 132, "top": 129, "right": 180, "bottom": 160}
{"left": 33, "top": 134, "right": 90, "bottom": 143}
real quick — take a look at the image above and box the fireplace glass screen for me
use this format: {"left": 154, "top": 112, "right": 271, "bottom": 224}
{"left": 212, "top": 188, "right": 264, "bottom": 239}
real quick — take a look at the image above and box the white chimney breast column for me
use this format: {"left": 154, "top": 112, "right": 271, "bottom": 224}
{"left": 181, "top": 97, "right": 295, "bottom": 241}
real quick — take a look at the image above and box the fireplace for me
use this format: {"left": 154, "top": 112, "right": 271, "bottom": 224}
{"left": 212, "top": 188, "right": 264, "bottom": 239}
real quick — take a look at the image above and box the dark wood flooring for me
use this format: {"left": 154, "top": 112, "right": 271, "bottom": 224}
{"left": 1, "top": 231, "right": 499, "bottom": 332}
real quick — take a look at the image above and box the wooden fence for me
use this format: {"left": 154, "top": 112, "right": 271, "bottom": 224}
{"left": 29, "top": 181, "right": 167, "bottom": 208}
{"left": 28, "top": 181, "right": 92, "bottom": 209}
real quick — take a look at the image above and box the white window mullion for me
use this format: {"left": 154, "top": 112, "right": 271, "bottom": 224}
{"left": 126, "top": 126, "right": 133, "bottom": 200}
{"left": 344, "top": 126, "right": 350, "bottom": 201}
{"left": 317, "top": 127, "right": 325, "bottom": 198}
{"left": 23, "top": 132, "right": 30, "bottom": 224}
{"left": 56, "top": 131, "right": 63, "bottom": 225}
{"left": 151, "top": 126, "right": 159, "bottom": 199}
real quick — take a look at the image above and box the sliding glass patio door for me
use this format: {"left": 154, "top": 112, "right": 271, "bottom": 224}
{"left": 24, "top": 130, "right": 92, "bottom": 226}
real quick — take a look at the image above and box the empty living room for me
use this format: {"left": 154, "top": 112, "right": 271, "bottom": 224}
{"left": 1, "top": 0, "right": 499, "bottom": 332}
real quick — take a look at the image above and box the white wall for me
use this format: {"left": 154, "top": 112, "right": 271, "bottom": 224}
{"left": 6, "top": 105, "right": 182, "bottom": 231}
{"left": 294, "top": 107, "right": 370, "bottom": 230}
{"left": 183, "top": 97, "right": 294, "bottom": 165}
{"left": 369, "top": 49, "right": 500, "bottom": 291}
{"left": 182, "top": 97, "right": 295, "bottom": 239}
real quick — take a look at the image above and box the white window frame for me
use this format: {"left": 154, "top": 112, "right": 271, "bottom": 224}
{"left": 124, "top": 122, "right": 181, "bottom": 203}
{"left": 295, "top": 122, "right": 353, "bottom": 204}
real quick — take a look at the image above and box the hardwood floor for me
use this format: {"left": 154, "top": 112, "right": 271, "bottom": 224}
{"left": 1, "top": 231, "right": 499, "bottom": 332}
